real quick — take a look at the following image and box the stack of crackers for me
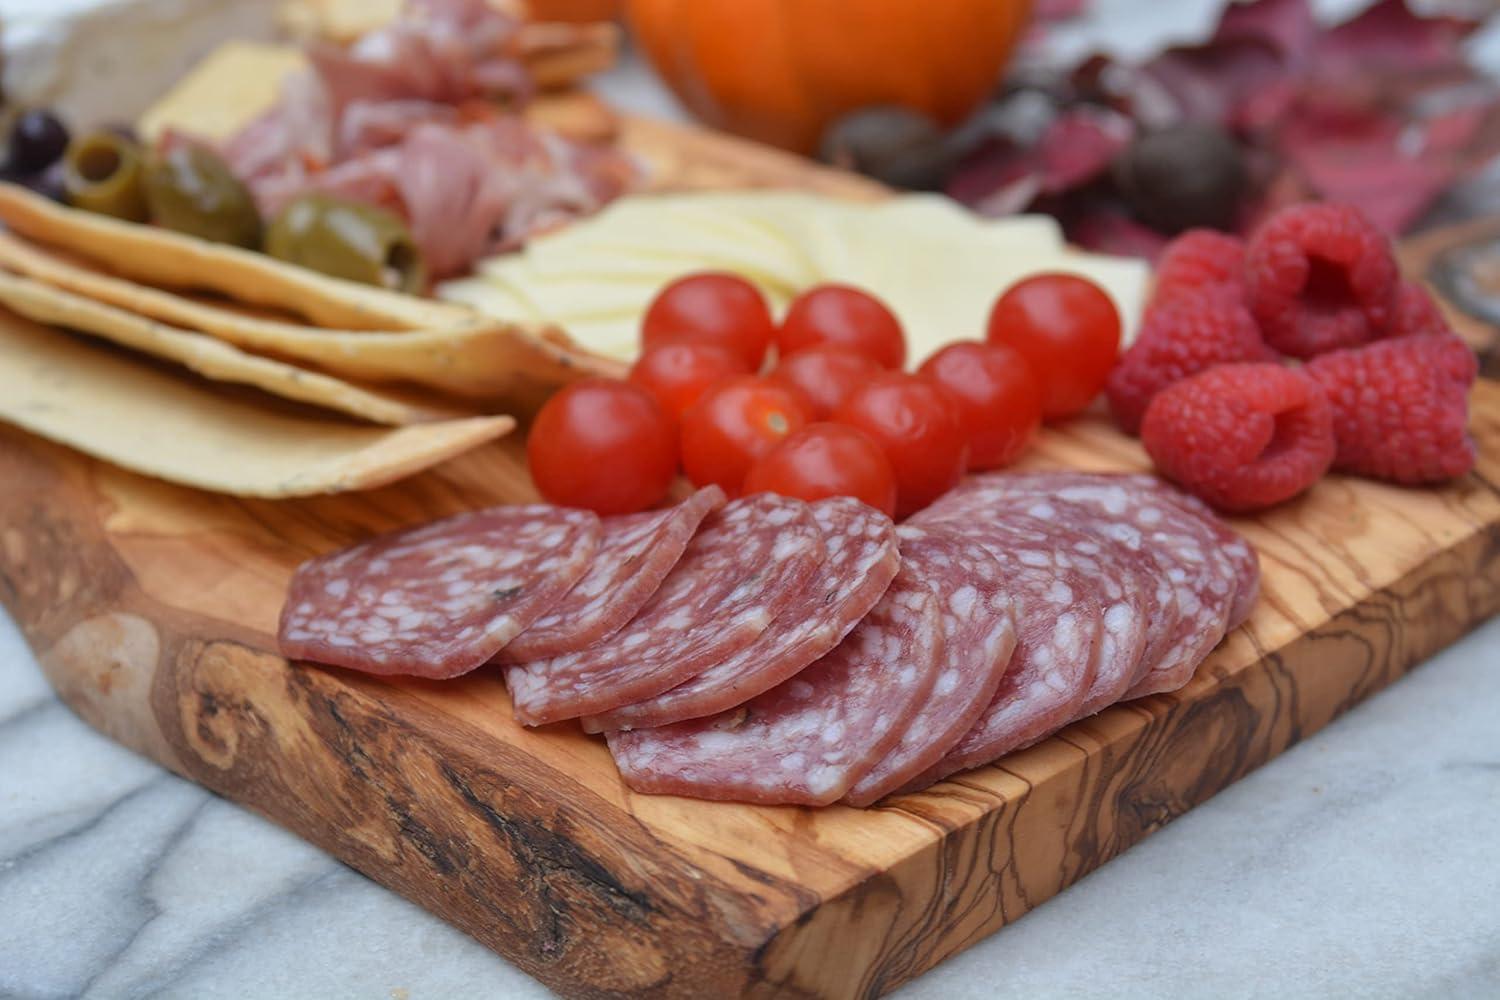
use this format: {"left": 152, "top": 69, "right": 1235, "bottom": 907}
{"left": 0, "top": 6, "right": 628, "bottom": 498}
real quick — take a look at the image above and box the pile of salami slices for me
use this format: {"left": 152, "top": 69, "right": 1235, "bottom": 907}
{"left": 280, "top": 471, "right": 1258, "bottom": 807}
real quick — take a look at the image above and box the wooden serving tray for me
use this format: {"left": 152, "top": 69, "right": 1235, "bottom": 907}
{"left": 3, "top": 118, "right": 1499, "bottom": 999}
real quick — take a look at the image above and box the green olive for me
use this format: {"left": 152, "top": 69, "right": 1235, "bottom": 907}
{"left": 143, "top": 144, "right": 261, "bottom": 248}
{"left": 62, "top": 131, "right": 148, "bottom": 221}
{"left": 264, "top": 194, "right": 425, "bottom": 294}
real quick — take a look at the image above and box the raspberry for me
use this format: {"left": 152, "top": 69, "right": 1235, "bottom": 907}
{"left": 1107, "top": 285, "right": 1276, "bottom": 434}
{"left": 1141, "top": 362, "right": 1335, "bottom": 512}
{"left": 1385, "top": 281, "right": 1450, "bottom": 339}
{"left": 1152, "top": 229, "right": 1247, "bottom": 304}
{"left": 1244, "top": 203, "right": 1399, "bottom": 358}
{"left": 1304, "top": 334, "right": 1477, "bottom": 483}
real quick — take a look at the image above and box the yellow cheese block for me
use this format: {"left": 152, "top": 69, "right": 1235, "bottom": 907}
{"left": 138, "top": 41, "right": 305, "bottom": 143}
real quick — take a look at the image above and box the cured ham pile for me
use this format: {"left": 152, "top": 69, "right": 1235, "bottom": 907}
{"left": 215, "top": 0, "right": 636, "bottom": 280}
{"left": 279, "top": 470, "right": 1260, "bottom": 807}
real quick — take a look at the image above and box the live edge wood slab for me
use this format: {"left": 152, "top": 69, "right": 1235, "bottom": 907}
{"left": 2, "top": 118, "right": 1500, "bottom": 998}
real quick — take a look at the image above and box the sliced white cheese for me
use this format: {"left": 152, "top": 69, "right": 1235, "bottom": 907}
{"left": 522, "top": 195, "right": 817, "bottom": 291}
{"left": 438, "top": 191, "right": 1149, "bottom": 367}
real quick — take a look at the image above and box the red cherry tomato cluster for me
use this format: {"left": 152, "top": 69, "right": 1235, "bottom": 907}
{"left": 527, "top": 270, "right": 1121, "bottom": 518}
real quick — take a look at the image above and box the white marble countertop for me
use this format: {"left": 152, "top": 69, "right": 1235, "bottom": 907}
{"left": 4, "top": 2, "right": 1500, "bottom": 997}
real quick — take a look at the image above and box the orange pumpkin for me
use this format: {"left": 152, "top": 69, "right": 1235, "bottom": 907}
{"left": 626, "top": 0, "right": 1033, "bottom": 154}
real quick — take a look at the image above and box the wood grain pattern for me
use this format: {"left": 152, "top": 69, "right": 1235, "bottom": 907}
{"left": 1399, "top": 218, "right": 1500, "bottom": 375}
{"left": 1, "top": 120, "right": 1499, "bottom": 998}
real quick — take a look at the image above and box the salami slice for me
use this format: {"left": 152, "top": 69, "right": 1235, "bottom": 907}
{"left": 1061, "top": 529, "right": 1156, "bottom": 712}
{"left": 279, "top": 505, "right": 601, "bottom": 679}
{"left": 1128, "top": 476, "right": 1260, "bottom": 630}
{"left": 842, "top": 525, "right": 1017, "bottom": 807}
{"left": 925, "top": 471, "right": 1240, "bottom": 700}
{"left": 896, "top": 521, "right": 1102, "bottom": 795}
{"left": 582, "top": 496, "right": 899, "bottom": 733}
{"left": 607, "top": 561, "right": 944, "bottom": 806}
{"left": 914, "top": 497, "right": 1149, "bottom": 718}
{"left": 504, "top": 494, "right": 824, "bottom": 726}
{"left": 497, "top": 486, "right": 726, "bottom": 663}
{"left": 943, "top": 470, "right": 1259, "bottom": 634}
{"left": 1010, "top": 476, "right": 1239, "bottom": 699}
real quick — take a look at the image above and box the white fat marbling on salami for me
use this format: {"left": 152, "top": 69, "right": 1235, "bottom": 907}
{"left": 891, "top": 514, "right": 1105, "bottom": 793}
{"left": 843, "top": 525, "right": 1017, "bottom": 807}
{"left": 497, "top": 486, "right": 725, "bottom": 663}
{"left": 504, "top": 494, "right": 824, "bottom": 726}
{"left": 1123, "top": 475, "right": 1260, "bottom": 629}
{"left": 278, "top": 505, "right": 601, "bottom": 679}
{"left": 583, "top": 497, "right": 899, "bottom": 733}
{"left": 930, "top": 471, "right": 1257, "bottom": 631}
{"left": 915, "top": 494, "right": 1151, "bottom": 719}
{"left": 1010, "top": 500, "right": 1152, "bottom": 714}
{"left": 607, "top": 561, "right": 943, "bottom": 806}
{"left": 922, "top": 471, "right": 1245, "bottom": 701}
{"left": 1010, "top": 476, "right": 1241, "bottom": 699}
{"left": 1006, "top": 471, "right": 1257, "bottom": 630}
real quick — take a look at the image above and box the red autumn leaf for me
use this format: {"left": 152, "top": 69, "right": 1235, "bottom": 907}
{"left": 947, "top": 107, "right": 1131, "bottom": 215}
{"left": 1141, "top": 37, "right": 1285, "bottom": 129}
{"left": 1063, "top": 204, "right": 1171, "bottom": 260}
{"left": 1316, "top": 0, "right": 1480, "bottom": 73}
{"left": 947, "top": 0, "right": 1500, "bottom": 248}
{"left": 1036, "top": 107, "right": 1133, "bottom": 192}
{"left": 1213, "top": 0, "right": 1318, "bottom": 66}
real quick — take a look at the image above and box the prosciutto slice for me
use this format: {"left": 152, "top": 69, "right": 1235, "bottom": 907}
{"left": 216, "top": 0, "right": 635, "bottom": 281}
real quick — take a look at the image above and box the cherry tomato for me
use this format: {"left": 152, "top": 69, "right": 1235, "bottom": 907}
{"left": 832, "top": 373, "right": 968, "bottom": 518}
{"left": 769, "top": 345, "right": 882, "bottom": 420}
{"left": 918, "top": 341, "right": 1042, "bottom": 470}
{"left": 528, "top": 379, "right": 677, "bottom": 515}
{"left": 641, "top": 272, "right": 775, "bottom": 369}
{"left": 985, "top": 273, "right": 1120, "bottom": 420}
{"left": 777, "top": 283, "right": 907, "bottom": 369}
{"left": 743, "top": 423, "right": 898, "bottom": 516}
{"left": 629, "top": 340, "right": 749, "bottom": 424}
{"left": 680, "top": 375, "right": 809, "bottom": 493}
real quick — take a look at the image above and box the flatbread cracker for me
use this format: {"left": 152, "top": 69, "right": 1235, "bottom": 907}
{"left": 0, "top": 231, "right": 617, "bottom": 401}
{"left": 0, "top": 183, "right": 468, "bottom": 330}
{"left": 520, "top": 22, "right": 620, "bottom": 90}
{"left": 0, "top": 270, "right": 468, "bottom": 426}
{"left": 525, "top": 90, "right": 620, "bottom": 144}
{"left": 0, "top": 309, "right": 513, "bottom": 497}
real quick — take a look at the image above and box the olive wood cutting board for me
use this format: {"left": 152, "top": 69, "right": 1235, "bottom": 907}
{"left": 3, "top": 116, "right": 1500, "bottom": 999}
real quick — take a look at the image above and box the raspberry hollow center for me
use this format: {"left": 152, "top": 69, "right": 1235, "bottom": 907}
{"left": 1259, "top": 405, "right": 1310, "bottom": 463}
{"left": 1302, "top": 255, "right": 1356, "bottom": 316}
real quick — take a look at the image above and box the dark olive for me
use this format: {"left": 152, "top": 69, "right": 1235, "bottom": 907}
{"left": 265, "top": 194, "right": 425, "bottom": 293}
{"left": 62, "top": 130, "right": 148, "bottom": 221}
{"left": 144, "top": 143, "right": 261, "bottom": 247}
{"left": 818, "top": 106, "right": 958, "bottom": 191}
{"left": 5, "top": 109, "right": 69, "bottom": 175}
{"left": 1113, "top": 124, "right": 1248, "bottom": 233}
{"left": 22, "top": 161, "right": 67, "bottom": 203}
